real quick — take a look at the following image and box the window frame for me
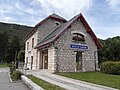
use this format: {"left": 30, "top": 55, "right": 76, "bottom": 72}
{"left": 27, "top": 42, "right": 29, "bottom": 50}
{"left": 72, "top": 33, "right": 85, "bottom": 43}
{"left": 32, "top": 38, "right": 34, "bottom": 48}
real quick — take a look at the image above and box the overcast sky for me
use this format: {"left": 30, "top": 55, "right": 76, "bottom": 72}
{"left": 0, "top": 0, "right": 120, "bottom": 39}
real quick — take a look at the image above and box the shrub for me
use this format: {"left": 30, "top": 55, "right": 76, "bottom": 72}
{"left": 8, "top": 64, "right": 16, "bottom": 74}
{"left": 10, "top": 70, "right": 22, "bottom": 81}
{"left": 100, "top": 61, "right": 120, "bottom": 75}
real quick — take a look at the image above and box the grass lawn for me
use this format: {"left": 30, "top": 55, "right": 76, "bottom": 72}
{"left": 27, "top": 75, "right": 65, "bottom": 90}
{"left": 0, "top": 64, "right": 8, "bottom": 68}
{"left": 57, "top": 72, "right": 120, "bottom": 89}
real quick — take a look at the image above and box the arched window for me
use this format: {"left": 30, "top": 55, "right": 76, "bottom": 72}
{"left": 71, "top": 31, "right": 86, "bottom": 43}
{"left": 72, "top": 33, "right": 85, "bottom": 42}
{"left": 54, "top": 21, "right": 60, "bottom": 27}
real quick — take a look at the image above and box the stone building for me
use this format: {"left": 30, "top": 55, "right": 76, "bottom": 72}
{"left": 24, "top": 13, "right": 102, "bottom": 73}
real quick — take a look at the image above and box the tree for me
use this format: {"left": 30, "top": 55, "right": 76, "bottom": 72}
{"left": 98, "top": 36, "right": 120, "bottom": 63}
{"left": 0, "top": 32, "right": 9, "bottom": 63}
{"left": 17, "top": 51, "right": 25, "bottom": 62}
{"left": 6, "top": 36, "right": 20, "bottom": 63}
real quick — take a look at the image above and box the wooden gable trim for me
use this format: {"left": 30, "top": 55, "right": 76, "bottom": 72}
{"left": 80, "top": 14, "right": 102, "bottom": 49}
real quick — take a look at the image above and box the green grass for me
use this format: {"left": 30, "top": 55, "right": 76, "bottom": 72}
{"left": 27, "top": 75, "right": 65, "bottom": 90}
{"left": 0, "top": 64, "right": 8, "bottom": 68}
{"left": 57, "top": 72, "right": 120, "bottom": 89}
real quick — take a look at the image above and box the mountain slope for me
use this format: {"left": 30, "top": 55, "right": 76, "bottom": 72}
{"left": 0, "top": 22, "right": 33, "bottom": 44}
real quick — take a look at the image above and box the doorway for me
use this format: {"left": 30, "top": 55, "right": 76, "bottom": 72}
{"left": 42, "top": 49, "right": 48, "bottom": 69}
{"left": 43, "top": 54, "right": 48, "bottom": 69}
{"left": 76, "top": 51, "right": 82, "bottom": 71}
{"left": 31, "top": 56, "right": 33, "bottom": 70}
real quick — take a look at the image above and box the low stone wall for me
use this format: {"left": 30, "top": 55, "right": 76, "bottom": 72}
{"left": 21, "top": 75, "right": 44, "bottom": 90}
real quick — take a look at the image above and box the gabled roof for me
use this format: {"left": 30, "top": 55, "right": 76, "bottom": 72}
{"left": 50, "top": 13, "right": 67, "bottom": 21}
{"left": 24, "top": 13, "right": 67, "bottom": 41}
{"left": 35, "top": 13, "right": 102, "bottom": 49}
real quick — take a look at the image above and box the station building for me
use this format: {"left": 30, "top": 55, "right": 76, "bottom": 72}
{"left": 24, "top": 13, "right": 102, "bottom": 73}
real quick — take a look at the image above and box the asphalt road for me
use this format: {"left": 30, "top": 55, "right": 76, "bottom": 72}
{"left": 0, "top": 68, "right": 31, "bottom": 90}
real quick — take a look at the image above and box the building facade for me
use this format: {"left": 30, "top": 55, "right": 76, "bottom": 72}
{"left": 25, "top": 13, "right": 102, "bottom": 73}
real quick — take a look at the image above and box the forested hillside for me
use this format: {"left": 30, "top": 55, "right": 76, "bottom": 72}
{"left": 98, "top": 36, "right": 120, "bottom": 63}
{"left": 0, "top": 22, "right": 32, "bottom": 44}
{"left": 0, "top": 22, "right": 32, "bottom": 63}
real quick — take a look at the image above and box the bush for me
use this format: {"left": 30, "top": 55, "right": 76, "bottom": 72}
{"left": 8, "top": 64, "right": 16, "bottom": 74}
{"left": 10, "top": 70, "right": 22, "bottom": 81}
{"left": 100, "top": 61, "right": 120, "bottom": 75}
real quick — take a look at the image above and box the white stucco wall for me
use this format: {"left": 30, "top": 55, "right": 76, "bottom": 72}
{"left": 25, "top": 31, "right": 38, "bottom": 70}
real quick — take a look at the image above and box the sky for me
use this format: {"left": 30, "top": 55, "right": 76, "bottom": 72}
{"left": 0, "top": 0, "right": 120, "bottom": 39}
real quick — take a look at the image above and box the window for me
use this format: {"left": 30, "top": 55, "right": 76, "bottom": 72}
{"left": 26, "top": 57, "right": 28, "bottom": 64}
{"left": 72, "top": 33, "right": 85, "bottom": 42}
{"left": 76, "top": 51, "right": 82, "bottom": 70}
{"left": 27, "top": 42, "right": 29, "bottom": 50}
{"left": 32, "top": 38, "right": 34, "bottom": 48}
{"left": 31, "top": 56, "right": 33, "bottom": 70}
{"left": 54, "top": 21, "right": 60, "bottom": 27}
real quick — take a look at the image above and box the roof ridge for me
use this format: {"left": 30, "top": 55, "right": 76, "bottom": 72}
{"left": 50, "top": 13, "right": 67, "bottom": 21}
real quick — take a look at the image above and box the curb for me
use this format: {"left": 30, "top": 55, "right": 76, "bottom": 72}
{"left": 8, "top": 72, "right": 13, "bottom": 83}
{"left": 21, "top": 75, "right": 44, "bottom": 90}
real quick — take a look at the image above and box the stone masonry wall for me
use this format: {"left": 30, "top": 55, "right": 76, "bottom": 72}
{"left": 54, "top": 19, "right": 98, "bottom": 72}
{"left": 48, "top": 47, "right": 57, "bottom": 73}
{"left": 25, "top": 31, "right": 38, "bottom": 70}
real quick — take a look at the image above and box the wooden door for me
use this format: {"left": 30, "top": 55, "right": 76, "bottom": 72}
{"left": 31, "top": 56, "right": 33, "bottom": 70}
{"left": 76, "top": 52, "right": 82, "bottom": 70}
{"left": 43, "top": 54, "right": 48, "bottom": 69}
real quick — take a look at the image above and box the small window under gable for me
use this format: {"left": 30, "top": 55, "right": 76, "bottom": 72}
{"left": 54, "top": 21, "right": 60, "bottom": 27}
{"left": 71, "top": 31, "right": 86, "bottom": 43}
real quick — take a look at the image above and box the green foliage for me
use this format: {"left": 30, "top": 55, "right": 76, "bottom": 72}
{"left": 0, "top": 22, "right": 32, "bottom": 64}
{"left": 0, "top": 22, "right": 32, "bottom": 47}
{"left": 17, "top": 51, "right": 25, "bottom": 62}
{"left": 0, "top": 64, "right": 8, "bottom": 68}
{"left": 6, "top": 36, "right": 21, "bottom": 64}
{"left": 98, "top": 36, "right": 120, "bottom": 63}
{"left": 9, "top": 64, "right": 16, "bottom": 74}
{"left": 0, "top": 32, "right": 9, "bottom": 63}
{"left": 101, "top": 61, "right": 120, "bottom": 75}
{"left": 10, "top": 70, "right": 22, "bottom": 81}
{"left": 9, "top": 64, "right": 22, "bottom": 81}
